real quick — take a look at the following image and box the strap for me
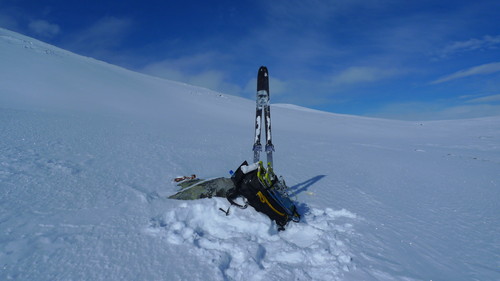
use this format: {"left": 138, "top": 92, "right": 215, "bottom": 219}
{"left": 226, "top": 188, "right": 248, "bottom": 209}
{"left": 220, "top": 187, "right": 247, "bottom": 216}
{"left": 256, "top": 191, "right": 286, "bottom": 217}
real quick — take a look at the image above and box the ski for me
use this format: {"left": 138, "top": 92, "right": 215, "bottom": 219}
{"left": 253, "top": 105, "right": 263, "bottom": 164}
{"left": 253, "top": 66, "right": 274, "bottom": 167}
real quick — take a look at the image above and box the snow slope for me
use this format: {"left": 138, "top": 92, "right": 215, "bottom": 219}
{"left": 1, "top": 27, "right": 499, "bottom": 280}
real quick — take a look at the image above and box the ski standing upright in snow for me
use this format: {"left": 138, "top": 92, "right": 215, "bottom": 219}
{"left": 253, "top": 66, "right": 274, "bottom": 167}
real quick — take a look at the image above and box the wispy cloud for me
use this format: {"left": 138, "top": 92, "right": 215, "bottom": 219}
{"left": 243, "top": 76, "right": 289, "bottom": 99}
{"left": 141, "top": 53, "right": 242, "bottom": 95}
{"left": 262, "top": 0, "right": 338, "bottom": 28}
{"left": 331, "top": 66, "right": 401, "bottom": 85}
{"left": 431, "top": 62, "right": 500, "bottom": 84}
{"left": 2, "top": 0, "right": 490, "bottom": 120}
{"left": 63, "top": 17, "right": 134, "bottom": 57}
{"left": 437, "top": 35, "right": 500, "bottom": 58}
{"left": 369, "top": 101, "right": 500, "bottom": 120}
{"left": 0, "top": 12, "right": 19, "bottom": 30}
{"left": 466, "top": 94, "right": 500, "bottom": 103}
{"left": 28, "top": 19, "right": 60, "bottom": 38}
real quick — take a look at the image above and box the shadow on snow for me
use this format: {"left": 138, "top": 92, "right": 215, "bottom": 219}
{"left": 288, "top": 175, "right": 326, "bottom": 219}
{"left": 289, "top": 175, "right": 326, "bottom": 197}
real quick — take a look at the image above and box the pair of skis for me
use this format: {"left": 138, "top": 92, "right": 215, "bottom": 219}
{"left": 253, "top": 66, "right": 274, "bottom": 167}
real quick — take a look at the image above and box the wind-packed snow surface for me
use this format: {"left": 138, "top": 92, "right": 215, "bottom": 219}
{"left": 1, "top": 28, "right": 499, "bottom": 280}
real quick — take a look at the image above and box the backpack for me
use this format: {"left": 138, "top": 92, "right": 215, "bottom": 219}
{"left": 225, "top": 161, "right": 301, "bottom": 230}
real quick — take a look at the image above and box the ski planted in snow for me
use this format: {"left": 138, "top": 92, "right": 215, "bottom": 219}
{"left": 253, "top": 66, "right": 274, "bottom": 167}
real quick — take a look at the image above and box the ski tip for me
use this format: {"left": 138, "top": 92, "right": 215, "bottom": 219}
{"left": 257, "top": 66, "right": 269, "bottom": 90}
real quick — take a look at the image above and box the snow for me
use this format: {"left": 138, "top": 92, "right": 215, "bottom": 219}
{"left": 1, "top": 27, "right": 500, "bottom": 280}
{"left": 147, "top": 199, "right": 355, "bottom": 280}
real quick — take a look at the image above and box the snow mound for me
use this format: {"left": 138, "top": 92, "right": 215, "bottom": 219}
{"left": 145, "top": 198, "right": 356, "bottom": 281}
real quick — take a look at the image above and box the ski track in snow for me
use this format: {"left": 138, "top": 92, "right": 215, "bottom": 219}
{"left": 144, "top": 198, "right": 356, "bottom": 281}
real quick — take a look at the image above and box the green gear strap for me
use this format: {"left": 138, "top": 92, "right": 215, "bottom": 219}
{"left": 257, "top": 161, "right": 266, "bottom": 186}
{"left": 265, "top": 162, "right": 275, "bottom": 187}
{"left": 257, "top": 161, "right": 278, "bottom": 188}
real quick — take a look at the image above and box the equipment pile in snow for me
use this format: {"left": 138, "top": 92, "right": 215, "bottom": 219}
{"left": 168, "top": 177, "right": 235, "bottom": 200}
{"left": 226, "top": 161, "right": 300, "bottom": 231}
{"left": 169, "top": 66, "right": 301, "bottom": 230}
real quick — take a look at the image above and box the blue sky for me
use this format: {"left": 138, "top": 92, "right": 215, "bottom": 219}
{"left": 1, "top": 0, "right": 500, "bottom": 120}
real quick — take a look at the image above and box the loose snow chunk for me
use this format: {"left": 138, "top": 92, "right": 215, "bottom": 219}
{"left": 150, "top": 198, "right": 356, "bottom": 281}
{"left": 325, "top": 208, "right": 357, "bottom": 219}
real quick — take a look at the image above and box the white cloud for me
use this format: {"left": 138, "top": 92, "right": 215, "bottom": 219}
{"left": 269, "top": 77, "right": 288, "bottom": 96}
{"left": 189, "top": 70, "right": 226, "bottom": 91}
{"left": 141, "top": 53, "right": 214, "bottom": 82}
{"left": 263, "top": 0, "right": 337, "bottom": 27}
{"left": 140, "top": 53, "right": 242, "bottom": 95}
{"left": 331, "top": 66, "right": 400, "bottom": 85}
{"left": 64, "top": 17, "right": 134, "bottom": 54}
{"left": 431, "top": 62, "right": 500, "bottom": 84}
{"left": 262, "top": 0, "right": 380, "bottom": 28}
{"left": 436, "top": 104, "right": 500, "bottom": 119}
{"left": 466, "top": 94, "right": 500, "bottom": 103}
{"left": 28, "top": 19, "right": 60, "bottom": 38}
{"left": 243, "top": 76, "right": 288, "bottom": 99}
{"left": 0, "top": 13, "right": 19, "bottom": 30}
{"left": 369, "top": 101, "right": 500, "bottom": 120}
{"left": 438, "top": 35, "right": 500, "bottom": 58}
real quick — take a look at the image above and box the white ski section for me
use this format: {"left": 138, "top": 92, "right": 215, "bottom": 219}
{"left": 257, "top": 90, "right": 268, "bottom": 107}
{"left": 254, "top": 116, "right": 261, "bottom": 144}
{"left": 1, "top": 27, "right": 500, "bottom": 281}
{"left": 266, "top": 114, "right": 272, "bottom": 143}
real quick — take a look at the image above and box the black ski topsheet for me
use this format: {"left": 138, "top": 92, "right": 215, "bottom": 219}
{"left": 257, "top": 66, "right": 269, "bottom": 92}
{"left": 253, "top": 66, "right": 274, "bottom": 166}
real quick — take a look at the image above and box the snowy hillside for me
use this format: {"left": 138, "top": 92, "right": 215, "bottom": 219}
{"left": 1, "top": 27, "right": 499, "bottom": 280}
